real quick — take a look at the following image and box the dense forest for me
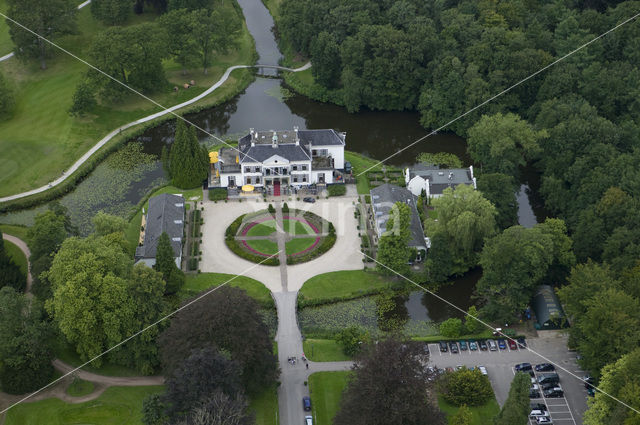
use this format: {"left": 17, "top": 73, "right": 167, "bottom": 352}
{"left": 281, "top": 1, "right": 640, "bottom": 422}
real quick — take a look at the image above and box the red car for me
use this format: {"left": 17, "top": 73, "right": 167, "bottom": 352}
{"left": 508, "top": 339, "right": 518, "bottom": 350}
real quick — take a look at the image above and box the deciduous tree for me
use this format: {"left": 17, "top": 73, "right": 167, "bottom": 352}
{"left": 477, "top": 173, "right": 518, "bottom": 230}
{"left": 439, "top": 367, "right": 493, "bottom": 407}
{"left": 494, "top": 372, "right": 530, "bottom": 425}
{"left": 91, "top": 0, "right": 132, "bottom": 25}
{"left": 417, "top": 152, "right": 463, "bottom": 169}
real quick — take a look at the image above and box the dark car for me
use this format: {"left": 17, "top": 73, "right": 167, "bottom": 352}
{"left": 538, "top": 373, "right": 560, "bottom": 385}
{"left": 541, "top": 382, "right": 560, "bottom": 391}
{"left": 449, "top": 341, "right": 459, "bottom": 353}
{"left": 515, "top": 363, "right": 533, "bottom": 372}
{"left": 587, "top": 387, "right": 596, "bottom": 397}
{"left": 530, "top": 402, "right": 548, "bottom": 411}
{"left": 439, "top": 341, "right": 448, "bottom": 353}
{"left": 479, "top": 340, "right": 488, "bottom": 351}
{"left": 529, "top": 389, "right": 541, "bottom": 399}
{"left": 497, "top": 339, "right": 507, "bottom": 350}
{"left": 469, "top": 340, "right": 478, "bottom": 351}
{"left": 583, "top": 375, "right": 595, "bottom": 389}
{"left": 517, "top": 337, "right": 527, "bottom": 348}
{"left": 302, "top": 197, "right": 316, "bottom": 203}
{"left": 543, "top": 388, "right": 564, "bottom": 398}
{"left": 508, "top": 339, "right": 518, "bottom": 350}
{"left": 535, "top": 363, "right": 555, "bottom": 372}
{"left": 302, "top": 396, "right": 312, "bottom": 411}
{"left": 459, "top": 340, "right": 468, "bottom": 351}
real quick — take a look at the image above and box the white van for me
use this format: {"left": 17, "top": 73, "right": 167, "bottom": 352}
{"left": 488, "top": 340, "right": 498, "bottom": 351}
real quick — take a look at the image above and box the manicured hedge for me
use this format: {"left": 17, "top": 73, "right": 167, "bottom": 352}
{"left": 208, "top": 188, "right": 228, "bottom": 201}
{"left": 225, "top": 214, "right": 246, "bottom": 238}
{"left": 327, "top": 184, "right": 346, "bottom": 196}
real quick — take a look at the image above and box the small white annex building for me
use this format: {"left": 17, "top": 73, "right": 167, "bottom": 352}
{"left": 210, "top": 127, "right": 346, "bottom": 193}
{"left": 405, "top": 164, "right": 476, "bottom": 198}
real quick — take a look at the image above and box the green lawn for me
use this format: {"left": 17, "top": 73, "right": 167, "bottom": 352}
{"left": 66, "top": 378, "right": 95, "bottom": 397}
{"left": 283, "top": 219, "right": 314, "bottom": 235}
{"left": 285, "top": 237, "right": 316, "bottom": 255}
{"left": 54, "top": 339, "right": 144, "bottom": 377}
{"left": 4, "top": 240, "right": 27, "bottom": 276}
{"left": 5, "top": 385, "right": 164, "bottom": 425}
{"left": 249, "top": 384, "right": 279, "bottom": 425}
{"left": 247, "top": 220, "right": 277, "bottom": 236}
{"left": 246, "top": 239, "right": 279, "bottom": 256}
{"left": 0, "top": 224, "right": 30, "bottom": 242}
{"left": 298, "top": 270, "right": 397, "bottom": 306}
{"left": 0, "top": 1, "right": 255, "bottom": 197}
{"left": 181, "top": 272, "right": 274, "bottom": 309}
{"left": 303, "top": 339, "right": 351, "bottom": 362}
{"left": 438, "top": 396, "right": 500, "bottom": 425}
{"left": 344, "top": 151, "right": 383, "bottom": 195}
{"left": 308, "top": 371, "right": 351, "bottom": 425}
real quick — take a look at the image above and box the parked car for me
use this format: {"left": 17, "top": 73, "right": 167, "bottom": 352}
{"left": 497, "top": 339, "right": 507, "bottom": 350}
{"left": 587, "top": 387, "right": 596, "bottom": 397}
{"left": 535, "top": 363, "right": 556, "bottom": 372}
{"left": 303, "top": 197, "right": 316, "bottom": 203}
{"left": 438, "top": 341, "right": 448, "bottom": 352}
{"left": 449, "top": 341, "right": 459, "bottom": 353}
{"left": 583, "top": 375, "right": 595, "bottom": 389}
{"left": 517, "top": 337, "right": 527, "bottom": 348}
{"left": 445, "top": 367, "right": 454, "bottom": 373}
{"left": 531, "top": 384, "right": 541, "bottom": 392}
{"left": 542, "top": 382, "right": 560, "bottom": 391}
{"left": 479, "top": 340, "right": 488, "bottom": 350}
{"left": 543, "top": 387, "right": 564, "bottom": 398}
{"left": 536, "top": 417, "right": 553, "bottom": 424}
{"left": 456, "top": 365, "right": 464, "bottom": 370}
{"left": 305, "top": 415, "right": 313, "bottom": 425}
{"left": 530, "top": 410, "right": 550, "bottom": 418}
{"left": 302, "top": 396, "right": 311, "bottom": 411}
{"left": 469, "top": 340, "right": 478, "bottom": 351}
{"left": 530, "top": 402, "right": 548, "bottom": 411}
{"left": 459, "top": 340, "right": 468, "bottom": 351}
{"left": 478, "top": 365, "right": 488, "bottom": 375}
{"left": 529, "top": 389, "right": 541, "bottom": 398}
{"left": 488, "top": 339, "right": 498, "bottom": 351}
{"left": 508, "top": 339, "right": 518, "bottom": 350}
{"left": 538, "top": 373, "right": 560, "bottom": 385}
{"left": 515, "top": 362, "right": 533, "bottom": 372}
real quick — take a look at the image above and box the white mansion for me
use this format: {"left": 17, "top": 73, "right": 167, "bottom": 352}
{"left": 210, "top": 127, "right": 346, "bottom": 192}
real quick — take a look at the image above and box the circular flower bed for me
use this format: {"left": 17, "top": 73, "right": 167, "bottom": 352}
{"left": 225, "top": 209, "right": 336, "bottom": 264}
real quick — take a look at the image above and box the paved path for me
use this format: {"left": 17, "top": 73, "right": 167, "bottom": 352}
{"left": 52, "top": 360, "right": 164, "bottom": 387}
{"left": 2, "top": 233, "right": 32, "bottom": 293}
{"left": 0, "top": 61, "right": 311, "bottom": 204}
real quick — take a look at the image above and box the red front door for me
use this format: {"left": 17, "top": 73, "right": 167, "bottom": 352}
{"left": 273, "top": 180, "right": 281, "bottom": 196}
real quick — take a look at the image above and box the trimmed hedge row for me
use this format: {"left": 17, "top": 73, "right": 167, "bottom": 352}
{"left": 209, "top": 188, "right": 228, "bottom": 201}
{"left": 225, "top": 238, "right": 280, "bottom": 266}
{"left": 226, "top": 214, "right": 246, "bottom": 238}
{"left": 286, "top": 233, "right": 336, "bottom": 265}
{"left": 327, "top": 184, "right": 346, "bottom": 196}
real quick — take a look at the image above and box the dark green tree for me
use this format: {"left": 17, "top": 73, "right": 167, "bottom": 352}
{"left": 310, "top": 31, "right": 341, "bottom": 88}
{"left": 440, "top": 318, "right": 463, "bottom": 338}
{"left": 158, "top": 9, "right": 199, "bottom": 74}
{"left": 154, "top": 232, "right": 184, "bottom": 295}
{"left": 494, "top": 372, "right": 530, "bottom": 425}
{"left": 168, "top": 120, "right": 208, "bottom": 189}
{"left": 333, "top": 336, "right": 444, "bottom": 425}
{"left": 336, "top": 326, "right": 369, "bottom": 357}
{"left": 0, "top": 287, "right": 54, "bottom": 394}
{"left": 477, "top": 173, "right": 519, "bottom": 230}
{"left": 91, "top": 0, "right": 131, "bottom": 25}
{"left": 68, "top": 81, "right": 97, "bottom": 117}
{"left": 417, "top": 152, "right": 463, "bottom": 168}
{"left": 168, "top": 0, "right": 212, "bottom": 11}
{"left": 0, "top": 233, "right": 26, "bottom": 292}
{"left": 0, "top": 71, "right": 16, "bottom": 119}
{"left": 6, "top": 0, "right": 77, "bottom": 69}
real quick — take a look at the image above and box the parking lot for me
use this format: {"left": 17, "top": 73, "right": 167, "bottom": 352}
{"left": 426, "top": 333, "right": 588, "bottom": 425}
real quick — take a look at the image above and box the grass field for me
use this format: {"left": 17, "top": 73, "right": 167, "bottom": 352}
{"left": 181, "top": 272, "right": 274, "bottom": 309}
{"left": 344, "top": 152, "right": 383, "bottom": 194}
{"left": 246, "top": 239, "right": 279, "bottom": 256}
{"left": 66, "top": 378, "right": 95, "bottom": 397}
{"left": 4, "top": 385, "right": 164, "bottom": 425}
{"left": 0, "top": 2, "right": 256, "bottom": 197}
{"left": 0, "top": 224, "right": 30, "bottom": 242}
{"left": 303, "top": 339, "right": 351, "bottom": 362}
{"left": 438, "top": 395, "right": 500, "bottom": 425}
{"left": 4, "top": 239, "right": 27, "bottom": 276}
{"left": 285, "top": 237, "right": 316, "bottom": 255}
{"left": 247, "top": 220, "right": 277, "bottom": 236}
{"left": 308, "top": 371, "right": 351, "bottom": 425}
{"left": 249, "top": 384, "right": 279, "bottom": 425}
{"left": 298, "top": 270, "right": 397, "bottom": 305}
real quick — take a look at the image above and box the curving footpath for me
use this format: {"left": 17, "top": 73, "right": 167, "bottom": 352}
{"left": 0, "top": 61, "right": 310, "bottom": 204}
{"left": 2, "top": 233, "right": 32, "bottom": 293}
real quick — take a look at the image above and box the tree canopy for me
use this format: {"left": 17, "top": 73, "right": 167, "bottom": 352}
{"left": 0, "top": 233, "right": 26, "bottom": 293}
{"left": 167, "top": 120, "right": 209, "bottom": 189}
{"left": 494, "top": 372, "right": 531, "bottom": 425}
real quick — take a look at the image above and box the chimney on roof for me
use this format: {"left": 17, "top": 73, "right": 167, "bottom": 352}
{"left": 250, "top": 128, "right": 256, "bottom": 147}
{"left": 272, "top": 131, "right": 278, "bottom": 148}
{"left": 294, "top": 126, "right": 299, "bottom": 145}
